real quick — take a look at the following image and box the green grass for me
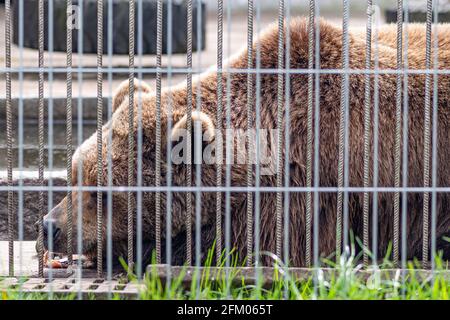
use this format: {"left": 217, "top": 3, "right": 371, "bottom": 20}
{"left": 2, "top": 242, "right": 449, "bottom": 300}
{"left": 135, "top": 243, "right": 449, "bottom": 300}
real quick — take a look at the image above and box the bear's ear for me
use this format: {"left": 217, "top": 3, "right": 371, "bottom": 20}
{"left": 171, "top": 111, "right": 215, "bottom": 143}
{"left": 112, "top": 78, "right": 152, "bottom": 113}
{"left": 170, "top": 111, "right": 216, "bottom": 165}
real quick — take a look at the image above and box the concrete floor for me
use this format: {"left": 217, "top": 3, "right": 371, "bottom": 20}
{"left": 0, "top": 241, "right": 99, "bottom": 278}
{"left": 0, "top": 241, "right": 40, "bottom": 276}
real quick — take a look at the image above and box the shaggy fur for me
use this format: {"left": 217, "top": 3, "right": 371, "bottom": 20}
{"left": 43, "top": 18, "right": 450, "bottom": 267}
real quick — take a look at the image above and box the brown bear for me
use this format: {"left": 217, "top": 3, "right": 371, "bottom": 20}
{"left": 41, "top": 18, "right": 450, "bottom": 268}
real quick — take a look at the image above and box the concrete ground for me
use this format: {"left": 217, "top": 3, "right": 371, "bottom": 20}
{"left": 0, "top": 241, "right": 111, "bottom": 278}
{"left": 0, "top": 241, "right": 40, "bottom": 276}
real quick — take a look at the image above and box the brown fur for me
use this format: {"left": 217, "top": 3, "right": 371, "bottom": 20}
{"left": 44, "top": 18, "right": 450, "bottom": 267}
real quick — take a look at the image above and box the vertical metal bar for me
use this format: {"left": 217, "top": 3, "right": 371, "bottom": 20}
{"left": 77, "top": 0, "right": 85, "bottom": 299}
{"left": 305, "top": 0, "right": 315, "bottom": 268}
{"left": 224, "top": 0, "right": 232, "bottom": 280}
{"left": 343, "top": 2, "right": 352, "bottom": 259}
{"left": 106, "top": 0, "right": 113, "bottom": 293}
{"left": 47, "top": 0, "right": 55, "bottom": 296}
{"left": 313, "top": 0, "right": 321, "bottom": 295}
{"left": 18, "top": 0, "right": 24, "bottom": 283}
{"left": 224, "top": 1, "right": 233, "bottom": 291}
{"left": 337, "top": 0, "right": 351, "bottom": 259}
{"left": 246, "top": 0, "right": 254, "bottom": 267}
{"left": 430, "top": 0, "right": 439, "bottom": 272}
{"left": 372, "top": 0, "right": 381, "bottom": 267}
{"left": 97, "top": 0, "right": 104, "bottom": 277}
{"left": 254, "top": 0, "right": 262, "bottom": 286}
{"left": 66, "top": 0, "right": 74, "bottom": 267}
{"left": 165, "top": 0, "right": 174, "bottom": 292}
{"left": 401, "top": 0, "right": 410, "bottom": 297}
{"left": 422, "top": 0, "right": 433, "bottom": 269}
{"left": 215, "top": 0, "right": 224, "bottom": 266}
{"left": 37, "top": 0, "right": 45, "bottom": 278}
{"left": 195, "top": 0, "right": 203, "bottom": 297}
{"left": 393, "top": 0, "right": 403, "bottom": 267}
{"left": 275, "top": 0, "right": 285, "bottom": 261}
{"left": 5, "top": 0, "right": 14, "bottom": 277}
{"left": 283, "top": 1, "right": 291, "bottom": 298}
{"left": 128, "top": 0, "right": 136, "bottom": 273}
{"left": 155, "top": 0, "right": 163, "bottom": 265}
{"left": 362, "top": 0, "right": 373, "bottom": 268}
{"left": 283, "top": 0, "right": 291, "bottom": 269}
{"left": 185, "top": 0, "right": 193, "bottom": 266}
{"left": 136, "top": 0, "right": 144, "bottom": 280}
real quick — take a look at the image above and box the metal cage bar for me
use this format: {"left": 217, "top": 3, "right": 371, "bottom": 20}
{"left": 245, "top": 0, "right": 254, "bottom": 267}
{"left": 430, "top": 0, "right": 440, "bottom": 273}
{"left": 136, "top": 0, "right": 145, "bottom": 280}
{"left": 185, "top": 0, "right": 193, "bottom": 266}
{"left": 165, "top": 0, "right": 174, "bottom": 289}
{"left": 96, "top": 0, "right": 104, "bottom": 277}
{"left": 155, "top": 0, "right": 163, "bottom": 265}
{"left": 46, "top": 0, "right": 55, "bottom": 296}
{"left": 422, "top": 0, "right": 433, "bottom": 270}
{"left": 77, "top": 0, "right": 85, "bottom": 298}
{"left": 127, "top": 0, "right": 136, "bottom": 273}
{"left": 372, "top": 0, "right": 381, "bottom": 267}
{"left": 215, "top": 0, "right": 224, "bottom": 266}
{"left": 76, "top": 0, "right": 84, "bottom": 299}
{"left": 65, "top": 0, "right": 74, "bottom": 270}
{"left": 362, "top": 0, "right": 373, "bottom": 268}
{"left": 401, "top": 0, "right": 410, "bottom": 276}
{"left": 305, "top": 0, "right": 315, "bottom": 268}
{"left": 275, "top": 0, "right": 285, "bottom": 262}
{"left": 393, "top": 0, "right": 403, "bottom": 267}
{"left": 106, "top": 0, "right": 114, "bottom": 292}
{"left": 5, "top": 0, "right": 14, "bottom": 277}
{"left": 37, "top": 0, "right": 45, "bottom": 278}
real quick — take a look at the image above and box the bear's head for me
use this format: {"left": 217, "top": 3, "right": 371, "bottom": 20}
{"left": 38, "top": 78, "right": 219, "bottom": 264}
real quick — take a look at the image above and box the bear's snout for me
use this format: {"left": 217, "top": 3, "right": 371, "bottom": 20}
{"left": 34, "top": 217, "right": 61, "bottom": 242}
{"left": 36, "top": 204, "right": 65, "bottom": 253}
{"left": 42, "top": 217, "right": 62, "bottom": 246}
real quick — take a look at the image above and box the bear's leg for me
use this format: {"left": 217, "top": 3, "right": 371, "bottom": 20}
{"left": 112, "top": 78, "right": 152, "bottom": 112}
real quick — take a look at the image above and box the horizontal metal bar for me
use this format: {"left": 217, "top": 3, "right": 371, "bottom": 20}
{"left": 0, "top": 67, "right": 448, "bottom": 75}
{"left": 1, "top": 185, "right": 450, "bottom": 193}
